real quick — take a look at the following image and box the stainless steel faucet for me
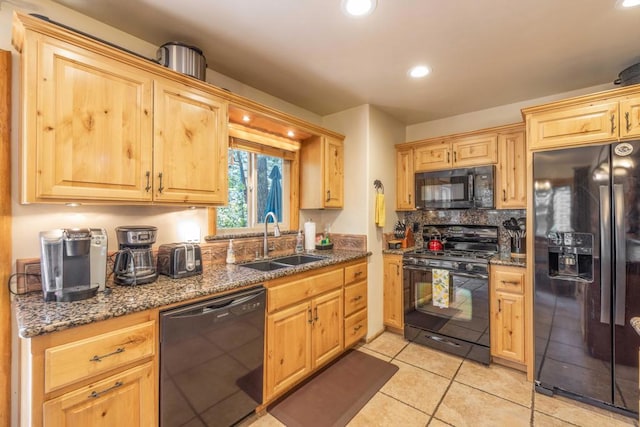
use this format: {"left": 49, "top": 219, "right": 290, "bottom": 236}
{"left": 263, "top": 211, "right": 281, "bottom": 258}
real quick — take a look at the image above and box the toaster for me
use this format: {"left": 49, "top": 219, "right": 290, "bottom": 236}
{"left": 157, "top": 243, "right": 203, "bottom": 279}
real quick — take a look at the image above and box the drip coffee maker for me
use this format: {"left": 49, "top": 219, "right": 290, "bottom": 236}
{"left": 113, "top": 225, "right": 158, "bottom": 285}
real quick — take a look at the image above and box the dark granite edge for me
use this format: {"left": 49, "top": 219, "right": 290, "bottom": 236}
{"left": 14, "top": 250, "right": 371, "bottom": 339}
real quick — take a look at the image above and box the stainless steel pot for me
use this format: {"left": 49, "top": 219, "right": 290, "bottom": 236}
{"left": 614, "top": 62, "right": 640, "bottom": 87}
{"left": 157, "top": 42, "right": 207, "bottom": 81}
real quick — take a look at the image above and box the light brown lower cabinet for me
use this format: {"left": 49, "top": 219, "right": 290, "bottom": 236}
{"left": 264, "top": 260, "right": 367, "bottom": 403}
{"left": 19, "top": 310, "right": 157, "bottom": 427}
{"left": 490, "top": 265, "right": 526, "bottom": 365}
{"left": 42, "top": 362, "right": 155, "bottom": 427}
{"left": 383, "top": 254, "right": 404, "bottom": 331}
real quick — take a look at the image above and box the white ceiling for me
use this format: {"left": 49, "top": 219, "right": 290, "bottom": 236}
{"left": 50, "top": 0, "right": 640, "bottom": 125}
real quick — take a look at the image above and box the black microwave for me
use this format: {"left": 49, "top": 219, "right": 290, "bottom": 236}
{"left": 414, "top": 166, "right": 495, "bottom": 209}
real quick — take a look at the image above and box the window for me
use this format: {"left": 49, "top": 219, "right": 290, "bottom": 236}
{"left": 217, "top": 147, "right": 291, "bottom": 231}
{"left": 212, "top": 121, "right": 302, "bottom": 235}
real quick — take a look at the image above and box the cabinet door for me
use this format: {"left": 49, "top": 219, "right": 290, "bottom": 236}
{"left": 383, "top": 255, "right": 403, "bottom": 330}
{"left": 491, "top": 291, "right": 525, "bottom": 363}
{"left": 396, "top": 148, "right": 415, "bottom": 210}
{"left": 311, "top": 289, "right": 344, "bottom": 368}
{"left": 42, "top": 362, "right": 155, "bottom": 427}
{"left": 153, "top": 79, "right": 228, "bottom": 204}
{"left": 323, "top": 137, "right": 344, "bottom": 208}
{"left": 496, "top": 131, "right": 526, "bottom": 209}
{"left": 31, "top": 37, "right": 153, "bottom": 202}
{"left": 620, "top": 96, "right": 640, "bottom": 139}
{"left": 265, "top": 301, "right": 312, "bottom": 401}
{"left": 451, "top": 134, "right": 498, "bottom": 167}
{"left": 527, "top": 101, "right": 619, "bottom": 150}
{"left": 414, "top": 140, "right": 451, "bottom": 172}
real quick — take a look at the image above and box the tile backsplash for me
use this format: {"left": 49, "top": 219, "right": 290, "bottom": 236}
{"left": 401, "top": 209, "right": 526, "bottom": 252}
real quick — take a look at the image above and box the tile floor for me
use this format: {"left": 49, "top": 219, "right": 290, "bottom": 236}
{"left": 249, "top": 332, "right": 640, "bottom": 427}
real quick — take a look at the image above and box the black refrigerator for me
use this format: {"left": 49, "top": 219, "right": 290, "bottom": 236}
{"left": 533, "top": 140, "right": 640, "bottom": 415}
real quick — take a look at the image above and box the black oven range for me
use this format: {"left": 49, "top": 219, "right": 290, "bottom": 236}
{"left": 403, "top": 224, "right": 499, "bottom": 364}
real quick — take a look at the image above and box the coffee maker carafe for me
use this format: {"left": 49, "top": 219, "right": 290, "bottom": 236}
{"left": 39, "top": 228, "right": 108, "bottom": 302}
{"left": 113, "top": 226, "right": 158, "bottom": 285}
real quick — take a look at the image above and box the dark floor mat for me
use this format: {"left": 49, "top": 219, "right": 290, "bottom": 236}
{"left": 268, "top": 349, "right": 398, "bottom": 427}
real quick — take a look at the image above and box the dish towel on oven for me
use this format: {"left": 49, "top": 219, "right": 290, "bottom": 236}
{"left": 432, "top": 268, "right": 451, "bottom": 308}
{"left": 375, "top": 193, "right": 385, "bottom": 227}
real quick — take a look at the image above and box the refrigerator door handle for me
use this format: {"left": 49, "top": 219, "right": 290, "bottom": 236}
{"left": 599, "top": 185, "right": 612, "bottom": 324}
{"left": 613, "top": 183, "right": 626, "bottom": 326}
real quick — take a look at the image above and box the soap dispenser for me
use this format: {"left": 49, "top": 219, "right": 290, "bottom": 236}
{"left": 226, "top": 240, "right": 236, "bottom": 264}
{"left": 296, "top": 230, "right": 304, "bottom": 254}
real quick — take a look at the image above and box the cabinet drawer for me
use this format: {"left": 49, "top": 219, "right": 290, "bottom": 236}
{"left": 344, "top": 262, "right": 367, "bottom": 285}
{"left": 344, "top": 281, "right": 367, "bottom": 316}
{"left": 44, "top": 321, "right": 155, "bottom": 393}
{"left": 268, "top": 268, "right": 344, "bottom": 312}
{"left": 344, "top": 308, "right": 367, "bottom": 348}
{"left": 493, "top": 268, "right": 525, "bottom": 294}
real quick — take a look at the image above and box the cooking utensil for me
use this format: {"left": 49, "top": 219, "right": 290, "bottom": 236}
{"left": 614, "top": 62, "right": 640, "bottom": 87}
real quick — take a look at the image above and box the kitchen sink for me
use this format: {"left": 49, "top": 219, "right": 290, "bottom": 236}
{"left": 241, "top": 260, "right": 290, "bottom": 271}
{"left": 241, "top": 254, "right": 327, "bottom": 271}
{"left": 275, "top": 254, "right": 327, "bottom": 265}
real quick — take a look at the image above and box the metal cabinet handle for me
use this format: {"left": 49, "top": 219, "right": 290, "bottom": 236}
{"left": 500, "top": 280, "right": 519, "bottom": 286}
{"left": 453, "top": 151, "right": 457, "bottom": 162}
{"left": 88, "top": 381, "right": 123, "bottom": 399}
{"left": 308, "top": 308, "right": 313, "bottom": 324}
{"left": 611, "top": 114, "right": 617, "bottom": 134}
{"left": 503, "top": 189, "right": 507, "bottom": 202}
{"left": 314, "top": 307, "right": 319, "bottom": 322}
{"left": 158, "top": 172, "right": 164, "bottom": 193}
{"left": 353, "top": 324, "right": 363, "bottom": 332}
{"left": 498, "top": 300, "right": 502, "bottom": 312}
{"left": 446, "top": 152, "right": 450, "bottom": 163}
{"left": 89, "top": 347, "right": 125, "bottom": 362}
{"left": 625, "top": 112, "right": 631, "bottom": 132}
{"left": 354, "top": 271, "right": 363, "bottom": 277}
{"left": 408, "top": 194, "right": 412, "bottom": 203}
{"left": 326, "top": 190, "right": 330, "bottom": 202}
{"left": 144, "top": 171, "right": 151, "bottom": 192}
{"left": 351, "top": 295, "right": 363, "bottom": 302}
{"left": 396, "top": 264, "right": 399, "bottom": 275}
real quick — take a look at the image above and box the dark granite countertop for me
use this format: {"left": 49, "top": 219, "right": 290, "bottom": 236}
{"left": 14, "top": 249, "right": 370, "bottom": 339}
{"left": 490, "top": 252, "right": 526, "bottom": 268}
{"left": 382, "top": 247, "right": 416, "bottom": 255}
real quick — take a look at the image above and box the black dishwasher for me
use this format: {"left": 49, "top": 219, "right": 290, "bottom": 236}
{"left": 160, "top": 286, "right": 265, "bottom": 427}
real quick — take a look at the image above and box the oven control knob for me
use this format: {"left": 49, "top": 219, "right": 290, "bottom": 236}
{"left": 465, "top": 264, "right": 474, "bottom": 272}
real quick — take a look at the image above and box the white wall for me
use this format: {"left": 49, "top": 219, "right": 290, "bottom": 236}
{"left": 406, "top": 83, "right": 615, "bottom": 141}
{"left": 0, "top": 0, "right": 322, "bottom": 259}
{"left": 322, "top": 105, "right": 405, "bottom": 339}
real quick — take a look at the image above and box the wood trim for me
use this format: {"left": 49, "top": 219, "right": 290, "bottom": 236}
{"left": 0, "top": 48, "right": 12, "bottom": 427}
{"left": 398, "top": 122, "right": 524, "bottom": 148}
{"left": 228, "top": 123, "right": 302, "bottom": 153}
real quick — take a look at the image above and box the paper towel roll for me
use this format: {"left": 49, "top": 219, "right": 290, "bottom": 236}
{"left": 304, "top": 221, "right": 316, "bottom": 250}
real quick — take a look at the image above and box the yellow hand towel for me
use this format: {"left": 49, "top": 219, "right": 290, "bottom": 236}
{"left": 432, "top": 268, "right": 451, "bottom": 308}
{"left": 375, "top": 193, "right": 385, "bottom": 227}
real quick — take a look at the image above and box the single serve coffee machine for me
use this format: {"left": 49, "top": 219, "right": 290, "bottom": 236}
{"left": 39, "top": 228, "right": 108, "bottom": 302}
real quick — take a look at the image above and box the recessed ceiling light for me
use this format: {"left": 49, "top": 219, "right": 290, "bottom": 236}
{"left": 617, "top": 0, "right": 640, "bottom": 7}
{"left": 408, "top": 65, "right": 431, "bottom": 78}
{"left": 242, "top": 115, "right": 251, "bottom": 122}
{"left": 341, "top": 0, "right": 377, "bottom": 17}
{"left": 287, "top": 130, "right": 295, "bottom": 137}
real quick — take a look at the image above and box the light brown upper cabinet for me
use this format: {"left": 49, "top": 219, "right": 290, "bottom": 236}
{"left": 13, "top": 12, "right": 228, "bottom": 205}
{"left": 153, "top": 79, "right": 227, "bottom": 204}
{"left": 524, "top": 91, "right": 640, "bottom": 151}
{"left": 413, "top": 134, "right": 497, "bottom": 172}
{"left": 395, "top": 147, "right": 414, "bottom": 210}
{"left": 496, "top": 129, "right": 526, "bottom": 209}
{"left": 300, "top": 135, "right": 344, "bottom": 209}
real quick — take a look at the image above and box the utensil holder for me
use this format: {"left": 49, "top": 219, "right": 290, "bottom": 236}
{"left": 511, "top": 236, "right": 526, "bottom": 258}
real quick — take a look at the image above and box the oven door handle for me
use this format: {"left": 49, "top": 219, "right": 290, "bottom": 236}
{"left": 402, "top": 265, "right": 487, "bottom": 279}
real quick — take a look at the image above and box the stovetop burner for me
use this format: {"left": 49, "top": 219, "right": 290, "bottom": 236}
{"left": 403, "top": 224, "right": 499, "bottom": 273}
